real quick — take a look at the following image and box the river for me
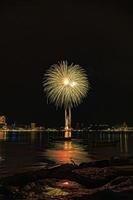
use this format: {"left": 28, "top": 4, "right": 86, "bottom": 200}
{"left": 0, "top": 131, "right": 132, "bottom": 177}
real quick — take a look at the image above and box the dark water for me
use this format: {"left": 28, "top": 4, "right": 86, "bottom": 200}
{"left": 0, "top": 131, "right": 132, "bottom": 177}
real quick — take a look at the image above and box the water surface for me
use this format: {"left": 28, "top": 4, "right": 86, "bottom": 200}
{"left": 0, "top": 131, "right": 132, "bottom": 177}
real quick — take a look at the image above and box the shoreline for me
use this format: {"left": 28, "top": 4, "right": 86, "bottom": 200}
{"left": 0, "top": 129, "right": 133, "bottom": 132}
{"left": 0, "top": 156, "right": 133, "bottom": 199}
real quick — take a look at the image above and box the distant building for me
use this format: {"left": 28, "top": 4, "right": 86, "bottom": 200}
{"left": 0, "top": 116, "right": 6, "bottom": 129}
{"left": 31, "top": 123, "right": 36, "bottom": 129}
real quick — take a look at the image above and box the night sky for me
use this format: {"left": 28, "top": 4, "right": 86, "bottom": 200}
{"left": 0, "top": 0, "right": 133, "bottom": 127}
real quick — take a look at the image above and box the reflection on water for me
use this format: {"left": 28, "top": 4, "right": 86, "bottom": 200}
{"left": 120, "top": 133, "right": 128, "bottom": 153}
{"left": 0, "top": 131, "right": 7, "bottom": 141}
{"left": 64, "top": 130, "right": 71, "bottom": 138}
{"left": 0, "top": 131, "right": 132, "bottom": 176}
{"left": 45, "top": 140, "right": 92, "bottom": 164}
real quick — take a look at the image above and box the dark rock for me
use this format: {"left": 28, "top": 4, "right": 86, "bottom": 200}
{"left": 72, "top": 167, "right": 117, "bottom": 187}
{"left": 92, "top": 159, "right": 110, "bottom": 167}
{"left": 48, "top": 164, "right": 77, "bottom": 179}
{"left": 0, "top": 164, "right": 77, "bottom": 187}
{"left": 0, "top": 168, "right": 49, "bottom": 186}
{"left": 3, "top": 178, "right": 90, "bottom": 199}
{"left": 112, "top": 165, "right": 133, "bottom": 176}
{"left": 110, "top": 156, "right": 130, "bottom": 166}
{"left": 79, "top": 160, "right": 110, "bottom": 168}
{"left": 1, "top": 160, "right": 133, "bottom": 199}
{"left": 73, "top": 190, "right": 133, "bottom": 200}
{"left": 104, "top": 176, "right": 133, "bottom": 193}
{"left": 71, "top": 190, "right": 119, "bottom": 200}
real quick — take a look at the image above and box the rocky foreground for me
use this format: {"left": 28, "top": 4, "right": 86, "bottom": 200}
{"left": 0, "top": 157, "right": 133, "bottom": 199}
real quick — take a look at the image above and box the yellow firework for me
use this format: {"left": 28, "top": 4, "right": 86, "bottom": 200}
{"left": 43, "top": 61, "right": 89, "bottom": 108}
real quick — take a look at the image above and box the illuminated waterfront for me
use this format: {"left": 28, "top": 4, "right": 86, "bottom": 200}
{"left": 0, "top": 131, "right": 132, "bottom": 178}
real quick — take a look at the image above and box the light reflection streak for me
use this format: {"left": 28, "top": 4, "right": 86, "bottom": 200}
{"left": 0, "top": 131, "right": 7, "bottom": 141}
{"left": 64, "top": 130, "right": 71, "bottom": 138}
{"left": 119, "top": 133, "right": 128, "bottom": 153}
{"left": 45, "top": 140, "right": 92, "bottom": 164}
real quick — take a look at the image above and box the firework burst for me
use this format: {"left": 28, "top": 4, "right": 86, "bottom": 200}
{"left": 43, "top": 61, "right": 89, "bottom": 109}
